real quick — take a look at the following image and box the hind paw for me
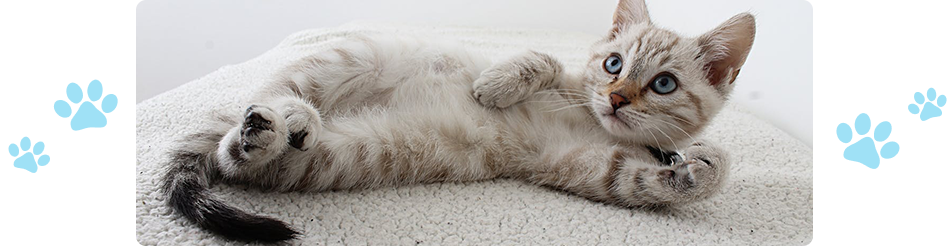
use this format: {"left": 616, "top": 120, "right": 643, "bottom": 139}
{"left": 240, "top": 105, "right": 289, "bottom": 153}
{"left": 217, "top": 105, "right": 289, "bottom": 167}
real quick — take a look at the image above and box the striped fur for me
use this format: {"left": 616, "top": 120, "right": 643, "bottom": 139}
{"left": 162, "top": 0, "right": 755, "bottom": 242}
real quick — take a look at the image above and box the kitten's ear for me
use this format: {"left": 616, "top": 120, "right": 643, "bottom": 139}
{"left": 611, "top": 0, "right": 651, "bottom": 35}
{"left": 697, "top": 13, "right": 756, "bottom": 91}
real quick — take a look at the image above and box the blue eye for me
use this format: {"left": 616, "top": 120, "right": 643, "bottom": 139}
{"left": 603, "top": 55, "right": 622, "bottom": 74}
{"left": 650, "top": 74, "right": 678, "bottom": 94}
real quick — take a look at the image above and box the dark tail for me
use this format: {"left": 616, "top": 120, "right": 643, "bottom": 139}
{"left": 161, "top": 150, "right": 298, "bottom": 243}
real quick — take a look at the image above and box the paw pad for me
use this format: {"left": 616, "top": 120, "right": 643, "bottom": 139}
{"left": 836, "top": 113, "right": 899, "bottom": 169}
{"left": 53, "top": 80, "right": 118, "bottom": 130}
{"left": 908, "top": 88, "right": 945, "bottom": 121}
{"left": 9, "top": 137, "right": 50, "bottom": 173}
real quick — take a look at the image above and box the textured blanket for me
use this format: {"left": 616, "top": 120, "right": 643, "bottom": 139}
{"left": 136, "top": 22, "right": 812, "bottom": 245}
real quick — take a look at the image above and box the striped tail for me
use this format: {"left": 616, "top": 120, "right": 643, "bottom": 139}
{"left": 161, "top": 150, "right": 298, "bottom": 243}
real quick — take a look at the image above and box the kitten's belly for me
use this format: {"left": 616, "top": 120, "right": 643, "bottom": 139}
{"left": 320, "top": 96, "right": 504, "bottom": 187}
{"left": 322, "top": 77, "right": 600, "bottom": 187}
{"left": 317, "top": 48, "right": 509, "bottom": 185}
{"left": 313, "top": 34, "right": 601, "bottom": 187}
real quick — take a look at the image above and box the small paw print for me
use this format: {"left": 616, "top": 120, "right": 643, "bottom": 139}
{"left": 53, "top": 80, "right": 118, "bottom": 130}
{"left": 9, "top": 137, "right": 50, "bottom": 173}
{"left": 908, "top": 88, "right": 946, "bottom": 121}
{"left": 836, "top": 113, "right": 899, "bottom": 169}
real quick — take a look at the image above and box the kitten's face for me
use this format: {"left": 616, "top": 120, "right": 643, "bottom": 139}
{"left": 585, "top": 27, "right": 719, "bottom": 147}
{"left": 584, "top": 0, "right": 755, "bottom": 148}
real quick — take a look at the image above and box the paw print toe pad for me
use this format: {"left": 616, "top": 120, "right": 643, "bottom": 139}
{"left": 873, "top": 121, "right": 891, "bottom": 142}
{"left": 102, "top": 94, "right": 118, "bottom": 113}
{"left": 8, "top": 144, "right": 18, "bottom": 157}
{"left": 854, "top": 113, "right": 870, "bottom": 135}
{"left": 836, "top": 123, "right": 852, "bottom": 143}
{"left": 87, "top": 80, "right": 103, "bottom": 101}
{"left": 880, "top": 142, "right": 899, "bottom": 159}
{"left": 66, "top": 83, "right": 83, "bottom": 104}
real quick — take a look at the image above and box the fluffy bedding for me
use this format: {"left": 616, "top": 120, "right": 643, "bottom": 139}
{"left": 136, "top": 22, "right": 812, "bottom": 245}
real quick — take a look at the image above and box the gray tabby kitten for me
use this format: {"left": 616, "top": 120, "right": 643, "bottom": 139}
{"left": 162, "top": 0, "right": 755, "bottom": 242}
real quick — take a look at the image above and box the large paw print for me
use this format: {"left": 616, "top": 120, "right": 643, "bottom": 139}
{"left": 908, "top": 88, "right": 945, "bottom": 121}
{"left": 836, "top": 113, "right": 899, "bottom": 169}
{"left": 9, "top": 137, "right": 50, "bottom": 173}
{"left": 53, "top": 80, "right": 118, "bottom": 130}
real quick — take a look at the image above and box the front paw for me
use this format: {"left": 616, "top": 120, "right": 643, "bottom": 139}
{"left": 679, "top": 140, "right": 729, "bottom": 171}
{"left": 673, "top": 140, "right": 730, "bottom": 196}
{"left": 473, "top": 51, "right": 559, "bottom": 108}
{"left": 472, "top": 72, "right": 524, "bottom": 108}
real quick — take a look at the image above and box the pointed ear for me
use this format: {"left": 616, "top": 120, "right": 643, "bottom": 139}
{"left": 697, "top": 13, "right": 756, "bottom": 90}
{"left": 611, "top": 0, "right": 651, "bottom": 36}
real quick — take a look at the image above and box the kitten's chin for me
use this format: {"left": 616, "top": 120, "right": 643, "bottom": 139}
{"left": 597, "top": 114, "right": 681, "bottom": 149}
{"left": 597, "top": 113, "right": 640, "bottom": 138}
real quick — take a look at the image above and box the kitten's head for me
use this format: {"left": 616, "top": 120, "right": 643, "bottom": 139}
{"left": 583, "top": 0, "right": 755, "bottom": 148}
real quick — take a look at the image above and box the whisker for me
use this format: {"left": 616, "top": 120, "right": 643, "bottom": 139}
{"left": 534, "top": 91, "right": 586, "bottom": 97}
{"left": 525, "top": 99, "right": 575, "bottom": 104}
{"left": 533, "top": 89, "right": 591, "bottom": 105}
{"left": 543, "top": 88, "right": 588, "bottom": 94}
{"left": 536, "top": 89, "right": 588, "bottom": 95}
{"left": 542, "top": 103, "right": 588, "bottom": 113}
{"left": 665, "top": 114, "right": 696, "bottom": 127}
{"left": 525, "top": 96, "right": 575, "bottom": 105}
{"left": 652, "top": 125, "right": 680, "bottom": 151}
{"left": 543, "top": 89, "right": 586, "bottom": 94}
{"left": 645, "top": 127, "right": 663, "bottom": 154}
{"left": 653, "top": 117, "right": 698, "bottom": 145}
{"left": 539, "top": 87, "right": 588, "bottom": 95}
{"left": 625, "top": 110, "right": 649, "bottom": 119}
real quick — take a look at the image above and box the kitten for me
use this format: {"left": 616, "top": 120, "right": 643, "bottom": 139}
{"left": 161, "top": 0, "right": 755, "bottom": 242}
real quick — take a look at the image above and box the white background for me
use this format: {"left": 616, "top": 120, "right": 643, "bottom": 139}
{"left": 137, "top": 0, "right": 814, "bottom": 145}
{"left": 814, "top": 0, "right": 948, "bottom": 244}
{"left": 2, "top": 0, "right": 947, "bottom": 245}
{"left": 0, "top": 0, "right": 136, "bottom": 244}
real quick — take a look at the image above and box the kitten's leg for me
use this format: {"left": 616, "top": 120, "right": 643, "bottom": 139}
{"left": 215, "top": 96, "right": 322, "bottom": 178}
{"left": 473, "top": 51, "right": 567, "bottom": 108}
{"left": 521, "top": 140, "right": 730, "bottom": 207}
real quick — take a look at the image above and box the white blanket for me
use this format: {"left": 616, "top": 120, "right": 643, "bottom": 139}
{"left": 136, "top": 22, "right": 812, "bottom": 245}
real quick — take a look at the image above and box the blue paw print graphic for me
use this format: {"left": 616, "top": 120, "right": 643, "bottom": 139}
{"left": 836, "top": 113, "right": 899, "bottom": 169}
{"left": 9, "top": 137, "right": 50, "bottom": 173}
{"left": 908, "top": 88, "right": 946, "bottom": 121}
{"left": 53, "top": 80, "right": 118, "bottom": 130}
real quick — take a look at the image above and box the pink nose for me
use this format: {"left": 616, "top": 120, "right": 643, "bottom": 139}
{"left": 609, "top": 92, "right": 630, "bottom": 112}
